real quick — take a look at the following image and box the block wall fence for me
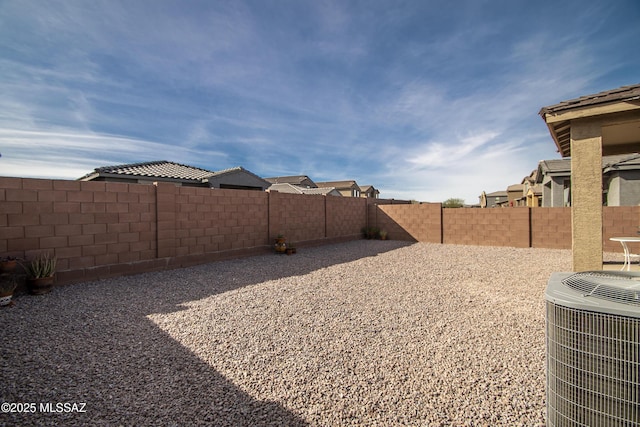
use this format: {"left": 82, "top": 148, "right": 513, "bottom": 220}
{"left": 2, "top": 177, "right": 639, "bottom": 286}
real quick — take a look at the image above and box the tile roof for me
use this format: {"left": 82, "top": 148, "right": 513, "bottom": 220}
{"left": 603, "top": 153, "right": 640, "bottom": 171}
{"left": 315, "top": 180, "right": 359, "bottom": 189}
{"left": 264, "top": 175, "right": 315, "bottom": 185}
{"left": 537, "top": 154, "right": 640, "bottom": 176}
{"left": 268, "top": 183, "right": 339, "bottom": 195}
{"left": 82, "top": 160, "right": 216, "bottom": 181}
{"left": 537, "top": 158, "right": 570, "bottom": 175}
{"left": 207, "top": 166, "right": 266, "bottom": 180}
{"left": 539, "top": 83, "right": 640, "bottom": 115}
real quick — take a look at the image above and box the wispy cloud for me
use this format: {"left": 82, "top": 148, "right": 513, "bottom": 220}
{"left": 0, "top": 0, "right": 638, "bottom": 203}
{"left": 0, "top": 129, "right": 228, "bottom": 178}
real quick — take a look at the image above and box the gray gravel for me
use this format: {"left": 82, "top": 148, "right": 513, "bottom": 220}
{"left": 1, "top": 241, "right": 572, "bottom": 426}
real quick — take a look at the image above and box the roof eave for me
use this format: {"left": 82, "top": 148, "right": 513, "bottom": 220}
{"left": 540, "top": 100, "right": 640, "bottom": 158}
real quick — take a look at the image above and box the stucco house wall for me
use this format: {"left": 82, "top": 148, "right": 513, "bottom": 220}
{"left": 607, "top": 170, "right": 640, "bottom": 206}
{"left": 542, "top": 175, "right": 569, "bottom": 207}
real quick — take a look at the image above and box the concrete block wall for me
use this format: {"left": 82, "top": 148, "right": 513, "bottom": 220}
{"left": 0, "top": 178, "right": 370, "bottom": 285}
{"left": 269, "top": 192, "right": 326, "bottom": 245}
{"left": 531, "top": 207, "right": 571, "bottom": 249}
{"left": 603, "top": 206, "right": 640, "bottom": 252}
{"left": 326, "top": 196, "right": 366, "bottom": 239}
{"left": 371, "top": 203, "right": 442, "bottom": 242}
{"left": 1, "top": 177, "right": 157, "bottom": 284}
{"left": 442, "top": 207, "right": 531, "bottom": 248}
{"left": 3, "top": 176, "right": 639, "bottom": 285}
{"left": 172, "top": 185, "right": 269, "bottom": 257}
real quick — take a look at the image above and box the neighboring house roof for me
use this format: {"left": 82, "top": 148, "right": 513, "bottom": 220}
{"left": 268, "top": 183, "right": 341, "bottom": 196}
{"left": 507, "top": 184, "right": 524, "bottom": 192}
{"left": 522, "top": 169, "right": 538, "bottom": 184}
{"left": 603, "top": 153, "right": 640, "bottom": 173}
{"left": 539, "top": 83, "right": 640, "bottom": 157}
{"left": 315, "top": 180, "right": 360, "bottom": 189}
{"left": 527, "top": 184, "right": 542, "bottom": 196}
{"left": 264, "top": 175, "right": 317, "bottom": 187}
{"left": 537, "top": 153, "right": 640, "bottom": 181}
{"left": 79, "top": 161, "right": 270, "bottom": 190}
{"left": 537, "top": 159, "right": 571, "bottom": 179}
{"left": 78, "top": 160, "right": 215, "bottom": 184}
{"left": 486, "top": 190, "right": 508, "bottom": 197}
{"left": 205, "top": 166, "right": 271, "bottom": 190}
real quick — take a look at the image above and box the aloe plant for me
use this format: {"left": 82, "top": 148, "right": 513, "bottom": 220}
{"left": 24, "top": 253, "right": 57, "bottom": 279}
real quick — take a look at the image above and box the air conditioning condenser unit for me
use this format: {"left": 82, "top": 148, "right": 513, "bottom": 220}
{"left": 546, "top": 271, "right": 639, "bottom": 426}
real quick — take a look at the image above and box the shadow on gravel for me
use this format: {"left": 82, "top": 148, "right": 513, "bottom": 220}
{"left": 1, "top": 240, "right": 412, "bottom": 426}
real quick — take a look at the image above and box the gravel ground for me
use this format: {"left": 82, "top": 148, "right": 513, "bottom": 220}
{"left": 1, "top": 241, "right": 573, "bottom": 426}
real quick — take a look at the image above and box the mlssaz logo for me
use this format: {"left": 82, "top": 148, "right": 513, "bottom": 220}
{"left": 39, "top": 402, "right": 87, "bottom": 413}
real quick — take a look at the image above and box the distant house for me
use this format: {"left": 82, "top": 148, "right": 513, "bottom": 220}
{"left": 79, "top": 161, "right": 271, "bottom": 191}
{"left": 264, "top": 175, "right": 317, "bottom": 188}
{"left": 485, "top": 170, "right": 541, "bottom": 208}
{"left": 482, "top": 190, "right": 508, "bottom": 207}
{"left": 359, "top": 185, "right": 380, "bottom": 198}
{"left": 536, "top": 153, "right": 640, "bottom": 206}
{"left": 315, "top": 180, "right": 362, "bottom": 197}
{"left": 265, "top": 176, "right": 380, "bottom": 198}
{"left": 205, "top": 166, "right": 271, "bottom": 190}
{"left": 267, "top": 183, "right": 342, "bottom": 196}
{"left": 506, "top": 184, "right": 524, "bottom": 206}
{"left": 536, "top": 159, "right": 571, "bottom": 207}
{"left": 522, "top": 170, "right": 542, "bottom": 207}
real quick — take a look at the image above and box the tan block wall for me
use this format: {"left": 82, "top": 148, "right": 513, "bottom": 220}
{"left": 443, "top": 207, "right": 530, "bottom": 247}
{"left": 603, "top": 206, "right": 640, "bottom": 252}
{"left": 174, "top": 186, "right": 269, "bottom": 255}
{"left": 4, "top": 176, "right": 638, "bottom": 286}
{"left": 2, "top": 177, "right": 157, "bottom": 283}
{"left": 326, "top": 196, "right": 367, "bottom": 239}
{"left": 531, "top": 208, "right": 571, "bottom": 249}
{"left": 370, "top": 203, "right": 441, "bottom": 242}
{"left": 269, "top": 192, "right": 326, "bottom": 244}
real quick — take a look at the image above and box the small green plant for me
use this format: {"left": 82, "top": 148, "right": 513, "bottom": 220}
{"left": 370, "top": 227, "right": 380, "bottom": 239}
{"left": 24, "top": 253, "right": 57, "bottom": 279}
{"left": 361, "top": 226, "right": 380, "bottom": 239}
{"left": 0, "top": 278, "right": 17, "bottom": 296}
{"left": 379, "top": 230, "right": 388, "bottom": 240}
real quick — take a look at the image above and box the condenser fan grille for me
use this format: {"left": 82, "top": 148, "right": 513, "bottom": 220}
{"left": 561, "top": 271, "right": 640, "bottom": 306}
{"left": 546, "top": 302, "right": 640, "bottom": 426}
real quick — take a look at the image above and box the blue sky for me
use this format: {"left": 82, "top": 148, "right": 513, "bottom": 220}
{"left": 1, "top": 1, "right": 639, "bottom": 203}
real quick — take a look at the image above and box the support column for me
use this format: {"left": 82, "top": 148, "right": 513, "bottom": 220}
{"left": 570, "top": 119, "right": 603, "bottom": 271}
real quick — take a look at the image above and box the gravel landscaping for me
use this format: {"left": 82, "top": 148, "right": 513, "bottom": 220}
{"left": 1, "top": 240, "right": 573, "bottom": 426}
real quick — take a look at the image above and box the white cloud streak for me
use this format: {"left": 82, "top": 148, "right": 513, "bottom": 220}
{"left": 0, "top": 0, "right": 637, "bottom": 203}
